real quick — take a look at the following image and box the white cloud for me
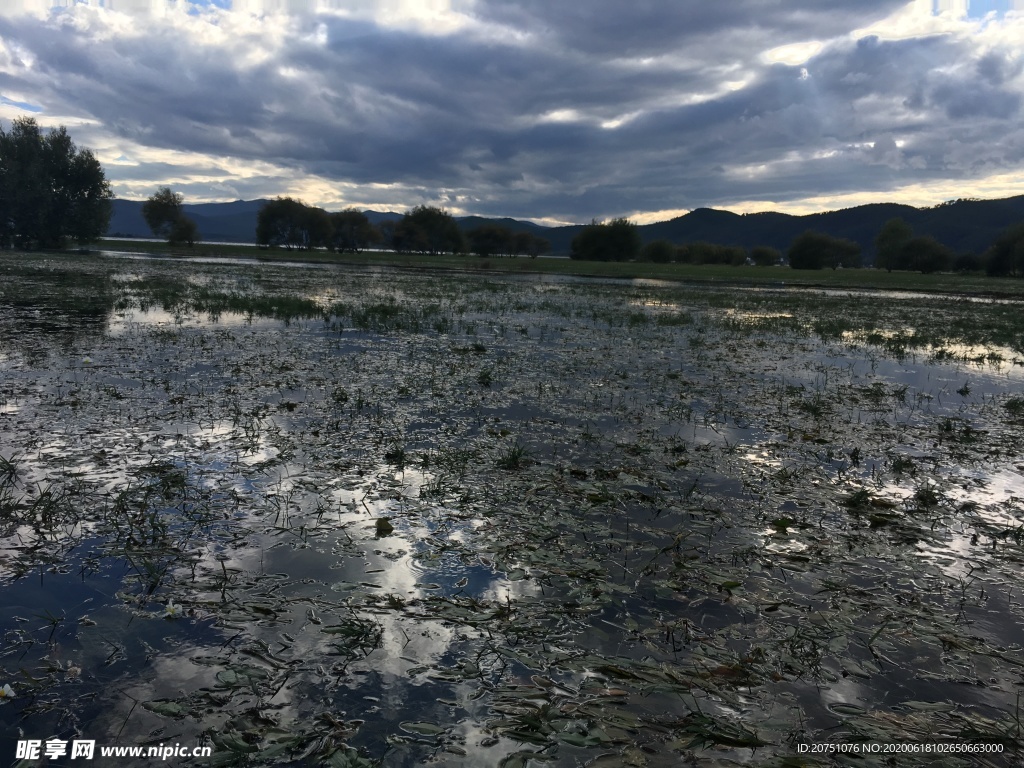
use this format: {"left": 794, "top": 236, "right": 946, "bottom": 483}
{"left": 763, "top": 40, "right": 824, "bottom": 66}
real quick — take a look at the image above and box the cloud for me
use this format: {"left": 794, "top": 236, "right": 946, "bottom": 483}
{"left": 469, "top": 0, "right": 907, "bottom": 57}
{"left": 0, "top": 0, "right": 1022, "bottom": 221}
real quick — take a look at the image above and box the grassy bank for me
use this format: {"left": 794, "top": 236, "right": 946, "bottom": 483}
{"left": 93, "top": 238, "right": 1024, "bottom": 296}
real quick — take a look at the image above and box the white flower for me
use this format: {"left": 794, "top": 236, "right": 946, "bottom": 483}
{"left": 0, "top": 683, "right": 14, "bottom": 700}
{"left": 163, "top": 601, "right": 182, "bottom": 619}
{"left": 82, "top": 356, "right": 93, "bottom": 364}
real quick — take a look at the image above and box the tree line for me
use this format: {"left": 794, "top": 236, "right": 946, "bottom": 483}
{"left": 253, "top": 197, "right": 549, "bottom": 258}
{"left": 568, "top": 215, "right": 1024, "bottom": 274}
{"left": 136, "top": 191, "right": 553, "bottom": 258}
{"left": 875, "top": 216, "right": 1024, "bottom": 276}
{"left": 568, "top": 218, "right": 844, "bottom": 268}
{"left": 4, "top": 118, "right": 1024, "bottom": 276}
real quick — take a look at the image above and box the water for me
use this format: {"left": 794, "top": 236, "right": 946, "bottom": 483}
{"left": 1, "top": 252, "right": 1023, "bottom": 766}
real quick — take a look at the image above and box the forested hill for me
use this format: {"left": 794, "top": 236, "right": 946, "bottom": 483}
{"left": 107, "top": 195, "right": 1024, "bottom": 257}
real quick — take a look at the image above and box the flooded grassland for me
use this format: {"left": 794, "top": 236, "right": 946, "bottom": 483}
{"left": 1, "top": 252, "right": 1024, "bottom": 767}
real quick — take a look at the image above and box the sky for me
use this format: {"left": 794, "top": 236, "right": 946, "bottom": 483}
{"left": 0, "top": 1, "right": 1022, "bottom": 225}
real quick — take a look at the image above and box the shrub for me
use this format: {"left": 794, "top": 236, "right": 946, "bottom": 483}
{"left": 788, "top": 230, "right": 861, "bottom": 270}
{"left": 952, "top": 252, "right": 983, "bottom": 273}
{"left": 677, "top": 241, "right": 746, "bottom": 265}
{"left": 640, "top": 239, "right": 675, "bottom": 263}
{"left": 750, "top": 246, "right": 782, "bottom": 266}
{"left": 903, "top": 236, "right": 952, "bottom": 273}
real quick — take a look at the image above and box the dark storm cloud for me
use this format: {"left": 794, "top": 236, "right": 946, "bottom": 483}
{"left": 0, "top": 1, "right": 1022, "bottom": 220}
{"left": 931, "top": 81, "right": 1022, "bottom": 119}
{"left": 469, "top": 0, "right": 907, "bottom": 57}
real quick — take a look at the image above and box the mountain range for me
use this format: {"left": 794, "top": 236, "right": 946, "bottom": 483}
{"left": 107, "top": 195, "right": 1024, "bottom": 258}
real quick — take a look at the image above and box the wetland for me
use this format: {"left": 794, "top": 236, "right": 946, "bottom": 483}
{"left": 1, "top": 251, "right": 1023, "bottom": 767}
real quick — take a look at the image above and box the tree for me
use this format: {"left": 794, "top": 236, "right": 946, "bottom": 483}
{"left": 0, "top": 117, "right": 112, "bottom": 249}
{"left": 143, "top": 187, "right": 183, "bottom": 239}
{"left": 303, "top": 206, "right": 332, "bottom": 250}
{"left": 257, "top": 197, "right": 301, "bottom": 248}
{"left": 570, "top": 218, "right": 641, "bottom": 261}
{"left": 787, "top": 230, "right": 861, "bottom": 270}
{"left": 395, "top": 206, "right": 463, "bottom": 255}
{"left": 143, "top": 187, "right": 200, "bottom": 247}
{"left": 255, "top": 197, "right": 329, "bottom": 250}
{"left": 468, "top": 224, "right": 513, "bottom": 257}
{"left": 985, "top": 223, "right": 1024, "bottom": 277}
{"left": 952, "top": 252, "right": 983, "bottom": 273}
{"left": 677, "top": 241, "right": 746, "bottom": 265}
{"left": 328, "top": 209, "right": 378, "bottom": 253}
{"left": 524, "top": 233, "right": 548, "bottom": 260}
{"left": 570, "top": 221, "right": 608, "bottom": 261}
{"left": 903, "top": 236, "right": 952, "bottom": 274}
{"left": 640, "top": 239, "right": 675, "bottom": 263}
{"left": 169, "top": 215, "right": 199, "bottom": 247}
{"left": 874, "top": 218, "right": 913, "bottom": 272}
{"left": 751, "top": 245, "right": 782, "bottom": 266}
{"left": 516, "top": 231, "right": 549, "bottom": 259}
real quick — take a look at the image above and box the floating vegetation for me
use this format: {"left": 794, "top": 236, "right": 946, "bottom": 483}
{"left": 1, "top": 251, "right": 1023, "bottom": 766}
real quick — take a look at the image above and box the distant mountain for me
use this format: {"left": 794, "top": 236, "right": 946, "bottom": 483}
{"left": 361, "top": 210, "right": 404, "bottom": 226}
{"left": 107, "top": 199, "right": 151, "bottom": 238}
{"left": 105, "top": 195, "right": 1024, "bottom": 259}
{"left": 635, "top": 203, "right": 923, "bottom": 260}
{"left": 456, "top": 216, "right": 551, "bottom": 236}
{"left": 107, "top": 199, "right": 272, "bottom": 243}
{"left": 632, "top": 198, "right": 1024, "bottom": 260}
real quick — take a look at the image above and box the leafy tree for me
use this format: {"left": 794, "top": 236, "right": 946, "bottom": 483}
{"left": 874, "top": 218, "right": 914, "bottom": 272}
{"left": 677, "top": 241, "right": 746, "bottom": 265}
{"left": 143, "top": 187, "right": 199, "bottom": 247}
{"left": 257, "top": 197, "right": 301, "bottom": 248}
{"left": 570, "top": 218, "right": 641, "bottom": 261}
{"left": 516, "top": 231, "right": 550, "bottom": 259}
{"left": 328, "top": 209, "right": 377, "bottom": 253}
{"left": 468, "top": 224, "right": 513, "bottom": 258}
{"left": 570, "top": 221, "right": 609, "bottom": 261}
{"left": 256, "top": 197, "right": 329, "bottom": 250}
{"left": 392, "top": 218, "right": 426, "bottom": 253}
{"left": 465, "top": 225, "right": 547, "bottom": 258}
{"left": 510, "top": 231, "right": 530, "bottom": 258}
{"left": 985, "top": 223, "right": 1024, "bottom": 277}
{"left": 787, "top": 230, "right": 861, "bottom": 270}
{"left": 0, "top": 117, "right": 112, "bottom": 249}
{"left": 304, "top": 206, "right": 332, "bottom": 250}
{"left": 640, "top": 239, "right": 675, "bottom": 263}
{"left": 143, "top": 187, "right": 183, "bottom": 239}
{"left": 394, "top": 206, "right": 463, "bottom": 255}
{"left": 903, "top": 236, "right": 952, "bottom": 274}
{"left": 169, "top": 215, "right": 199, "bottom": 247}
{"left": 751, "top": 245, "right": 782, "bottom": 266}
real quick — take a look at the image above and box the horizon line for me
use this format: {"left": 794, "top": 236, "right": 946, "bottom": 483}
{"left": 110, "top": 191, "right": 1015, "bottom": 229}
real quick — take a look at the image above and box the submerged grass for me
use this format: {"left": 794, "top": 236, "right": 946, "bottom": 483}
{"left": 1, "top": 250, "right": 1023, "bottom": 767}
